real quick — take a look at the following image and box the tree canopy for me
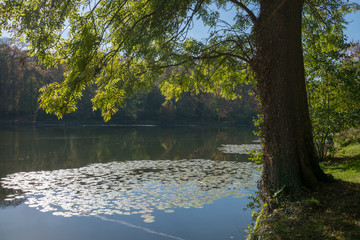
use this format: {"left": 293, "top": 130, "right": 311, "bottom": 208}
{"left": 2, "top": 0, "right": 258, "bottom": 120}
{"left": 0, "top": 42, "right": 257, "bottom": 123}
{"left": 1, "top": 0, "right": 359, "bottom": 197}
{"left": 0, "top": 0, "right": 357, "bottom": 119}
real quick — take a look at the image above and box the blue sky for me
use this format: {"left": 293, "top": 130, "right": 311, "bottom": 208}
{"left": 2, "top": 7, "right": 360, "bottom": 42}
{"left": 188, "top": 8, "right": 360, "bottom": 42}
{"left": 345, "top": 12, "right": 360, "bottom": 41}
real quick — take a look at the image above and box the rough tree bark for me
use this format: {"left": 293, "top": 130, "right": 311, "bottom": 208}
{"left": 251, "top": 0, "right": 331, "bottom": 198}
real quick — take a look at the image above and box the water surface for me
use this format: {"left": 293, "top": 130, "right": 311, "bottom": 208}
{"left": 0, "top": 126, "right": 260, "bottom": 240}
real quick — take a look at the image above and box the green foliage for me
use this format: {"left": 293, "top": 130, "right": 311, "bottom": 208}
{"left": 0, "top": 42, "right": 257, "bottom": 123}
{"left": 245, "top": 113, "right": 263, "bottom": 167}
{"left": 244, "top": 190, "right": 264, "bottom": 240}
{"left": 0, "top": 0, "right": 257, "bottom": 121}
{"left": 1, "top": 0, "right": 358, "bottom": 125}
{"left": 335, "top": 127, "right": 360, "bottom": 147}
{"left": 303, "top": 3, "right": 360, "bottom": 160}
{"left": 252, "top": 113, "right": 263, "bottom": 139}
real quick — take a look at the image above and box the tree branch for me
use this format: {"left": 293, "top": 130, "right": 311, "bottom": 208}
{"left": 228, "top": 0, "right": 257, "bottom": 24}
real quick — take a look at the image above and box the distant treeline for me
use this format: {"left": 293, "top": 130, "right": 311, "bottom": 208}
{"left": 0, "top": 43, "right": 258, "bottom": 124}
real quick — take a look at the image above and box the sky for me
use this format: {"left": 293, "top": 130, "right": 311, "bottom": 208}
{"left": 1, "top": 6, "right": 360, "bottom": 43}
{"left": 345, "top": 12, "right": 360, "bottom": 42}
{"left": 188, "top": 7, "right": 360, "bottom": 42}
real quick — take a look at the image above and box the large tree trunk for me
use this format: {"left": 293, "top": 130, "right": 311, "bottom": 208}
{"left": 252, "top": 0, "right": 329, "bottom": 198}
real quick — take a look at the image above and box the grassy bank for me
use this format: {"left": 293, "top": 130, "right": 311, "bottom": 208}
{"left": 250, "top": 143, "right": 360, "bottom": 239}
{"left": 321, "top": 143, "right": 360, "bottom": 183}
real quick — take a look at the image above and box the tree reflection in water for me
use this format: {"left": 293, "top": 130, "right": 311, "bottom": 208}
{"left": 0, "top": 187, "right": 26, "bottom": 208}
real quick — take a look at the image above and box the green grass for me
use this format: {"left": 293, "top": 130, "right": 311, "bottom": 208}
{"left": 249, "top": 142, "right": 360, "bottom": 240}
{"left": 337, "top": 143, "right": 360, "bottom": 157}
{"left": 322, "top": 143, "right": 360, "bottom": 183}
{"left": 250, "top": 181, "right": 360, "bottom": 239}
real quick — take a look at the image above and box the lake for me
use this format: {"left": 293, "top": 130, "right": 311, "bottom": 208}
{"left": 0, "top": 125, "right": 260, "bottom": 240}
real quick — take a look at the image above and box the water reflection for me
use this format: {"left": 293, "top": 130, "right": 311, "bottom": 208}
{"left": 0, "top": 126, "right": 254, "bottom": 178}
{"left": 1, "top": 159, "right": 260, "bottom": 222}
{"left": 0, "top": 188, "right": 25, "bottom": 208}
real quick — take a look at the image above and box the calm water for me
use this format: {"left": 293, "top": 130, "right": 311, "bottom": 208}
{"left": 0, "top": 125, "right": 260, "bottom": 240}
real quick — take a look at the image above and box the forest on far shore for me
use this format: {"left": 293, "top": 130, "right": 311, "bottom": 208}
{"left": 0, "top": 39, "right": 258, "bottom": 125}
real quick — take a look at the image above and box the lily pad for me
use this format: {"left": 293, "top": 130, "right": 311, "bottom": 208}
{"left": 1, "top": 159, "right": 260, "bottom": 222}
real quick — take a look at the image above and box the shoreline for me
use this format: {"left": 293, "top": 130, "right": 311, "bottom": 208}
{"left": 0, "top": 119, "right": 253, "bottom": 128}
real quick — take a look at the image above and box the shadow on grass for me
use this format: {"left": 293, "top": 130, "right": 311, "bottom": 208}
{"left": 322, "top": 154, "right": 360, "bottom": 173}
{"left": 253, "top": 180, "right": 360, "bottom": 239}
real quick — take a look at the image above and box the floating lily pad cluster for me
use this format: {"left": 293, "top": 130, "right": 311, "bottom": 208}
{"left": 218, "top": 144, "right": 262, "bottom": 154}
{"left": 1, "top": 159, "right": 260, "bottom": 222}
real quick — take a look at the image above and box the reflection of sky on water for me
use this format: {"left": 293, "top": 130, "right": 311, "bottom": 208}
{"left": 1, "top": 159, "right": 260, "bottom": 223}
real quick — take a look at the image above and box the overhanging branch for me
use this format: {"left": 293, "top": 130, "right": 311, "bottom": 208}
{"left": 228, "top": 0, "right": 257, "bottom": 24}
